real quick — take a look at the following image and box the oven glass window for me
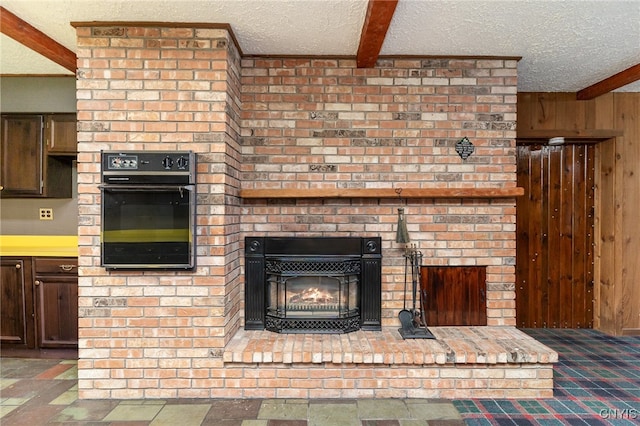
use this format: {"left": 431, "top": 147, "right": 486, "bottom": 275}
{"left": 102, "top": 187, "right": 194, "bottom": 269}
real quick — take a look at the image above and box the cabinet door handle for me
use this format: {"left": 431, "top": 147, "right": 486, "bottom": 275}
{"left": 15, "top": 263, "right": 21, "bottom": 269}
{"left": 60, "top": 264, "right": 75, "bottom": 271}
{"left": 35, "top": 280, "right": 41, "bottom": 286}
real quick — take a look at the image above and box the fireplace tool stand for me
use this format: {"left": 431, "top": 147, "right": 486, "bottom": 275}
{"left": 398, "top": 245, "right": 435, "bottom": 339}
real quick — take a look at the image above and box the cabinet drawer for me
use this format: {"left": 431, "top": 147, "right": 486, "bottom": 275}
{"left": 34, "top": 258, "right": 77, "bottom": 275}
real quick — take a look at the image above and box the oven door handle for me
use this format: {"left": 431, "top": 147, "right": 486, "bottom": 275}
{"left": 99, "top": 184, "right": 195, "bottom": 192}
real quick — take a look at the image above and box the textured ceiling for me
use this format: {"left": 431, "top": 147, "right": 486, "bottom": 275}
{"left": 1, "top": 0, "right": 639, "bottom": 92}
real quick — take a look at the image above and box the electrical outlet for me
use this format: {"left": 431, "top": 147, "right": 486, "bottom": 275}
{"left": 39, "top": 208, "right": 53, "bottom": 220}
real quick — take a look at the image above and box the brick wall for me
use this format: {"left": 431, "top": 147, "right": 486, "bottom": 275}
{"left": 75, "top": 24, "right": 519, "bottom": 398}
{"left": 240, "top": 57, "right": 519, "bottom": 327}
{"left": 75, "top": 25, "right": 243, "bottom": 398}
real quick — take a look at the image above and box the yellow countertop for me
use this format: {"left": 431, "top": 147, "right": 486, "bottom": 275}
{"left": 0, "top": 235, "right": 78, "bottom": 257}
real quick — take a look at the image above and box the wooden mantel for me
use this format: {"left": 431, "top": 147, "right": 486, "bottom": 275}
{"left": 517, "top": 128, "right": 623, "bottom": 141}
{"left": 239, "top": 187, "right": 524, "bottom": 199}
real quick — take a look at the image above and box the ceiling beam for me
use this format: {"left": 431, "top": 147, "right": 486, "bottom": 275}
{"left": 0, "top": 6, "right": 76, "bottom": 73}
{"left": 356, "top": 0, "right": 399, "bottom": 68}
{"left": 576, "top": 63, "right": 640, "bottom": 100}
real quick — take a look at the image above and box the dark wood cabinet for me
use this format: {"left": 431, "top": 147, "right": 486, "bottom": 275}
{"left": 0, "top": 115, "right": 43, "bottom": 196}
{"left": 0, "top": 256, "right": 78, "bottom": 351}
{"left": 0, "top": 257, "right": 36, "bottom": 349}
{"left": 0, "top": 113, "right": 75, "bottom": 198}
{"left": 421, "top": 266, "right": 487, "bottom": 326}
{"left": 34, "top": 258, "right": 78, "bottom": 348}
{"left": 46, "top": 114, "right": 77, "bottom": 155}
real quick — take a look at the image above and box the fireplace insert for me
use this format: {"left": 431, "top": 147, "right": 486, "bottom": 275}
{"left": 244, "top": 237, "right": 382, "bottom": 333}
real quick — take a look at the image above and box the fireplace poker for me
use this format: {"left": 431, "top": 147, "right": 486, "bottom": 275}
{"left": 396, "top": 204, "right": 414, "bottom": 332}
{"left": 398, "top": 246, "right": 414, "bottom": 333}
{"left": 410, "top": 245, "right": 423, "bottom": 327}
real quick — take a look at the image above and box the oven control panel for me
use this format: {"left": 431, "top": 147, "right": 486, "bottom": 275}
{"left": 101, "top": 151, "right": 195, "bottom": 184}
{"left": 108, "top": 154, "right": 139, "bottom": 170}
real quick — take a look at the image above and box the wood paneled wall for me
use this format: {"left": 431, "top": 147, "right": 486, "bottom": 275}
{"left": 518, "top": 93, "right": 640, "bottom": 336}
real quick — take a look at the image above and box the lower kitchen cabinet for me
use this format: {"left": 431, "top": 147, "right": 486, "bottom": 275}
{"left": 34, "top": 258, "right": 78, "bottom": 348}
{"left": 0, "top": 256, "right": 78, "bottom": 351}
{"left": 0, "top": 258, "right": 36, "bottom": 348}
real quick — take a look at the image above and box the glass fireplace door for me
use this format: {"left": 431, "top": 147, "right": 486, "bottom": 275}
{"left": 264, "top": 257, "right": 361, "bottom": 333}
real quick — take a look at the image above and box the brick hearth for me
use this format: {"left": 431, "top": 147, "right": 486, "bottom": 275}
{"left": 222, "top": 327, "right": 556, "bottom": 399}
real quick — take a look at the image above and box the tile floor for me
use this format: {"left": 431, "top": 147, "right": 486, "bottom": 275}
{"left": 457, "top": 329, "right": 640, "bottom": 425}
{"left": 1, "top": 329, "right": 639, "bottom": 425}
{"left": 0, "top": 356, "right": 464, "bottom": 425}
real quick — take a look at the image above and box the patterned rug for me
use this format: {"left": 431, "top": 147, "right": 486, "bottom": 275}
{"left": 454, "top": 328, "right": 640, "bottom": 425}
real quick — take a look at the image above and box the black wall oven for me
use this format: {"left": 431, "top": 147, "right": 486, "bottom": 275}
{"left": 100, "top": 151, "right": 196, "bottom": 270}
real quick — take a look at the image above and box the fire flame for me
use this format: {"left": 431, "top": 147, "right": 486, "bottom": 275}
{"left": 289, "top": 287, "right": 335, "bottom": 304}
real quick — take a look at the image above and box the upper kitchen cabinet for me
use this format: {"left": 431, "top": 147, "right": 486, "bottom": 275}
{"left": 0, "top": 113, "right": 75, "bottom": 198}
{"left": 1, "top": 115, "right": 42, "bottom": 196}
{"left": 46, "top": 114, "right": 77, "bottom": 155}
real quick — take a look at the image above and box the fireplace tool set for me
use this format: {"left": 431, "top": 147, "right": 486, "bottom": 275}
{"left": 396, "top": 207, "right": 435, "bottom": 339}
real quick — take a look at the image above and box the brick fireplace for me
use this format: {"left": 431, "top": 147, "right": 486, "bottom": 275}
{"left": 75, "top": 23, "right": 555, "bottom": 399}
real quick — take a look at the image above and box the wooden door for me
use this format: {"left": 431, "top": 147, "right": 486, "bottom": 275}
{"left": 421, "top": 266, "right": 487, "bottom": 326}
{"left": 0, "top": 258, "right": 35, "bottom": 348}
{"left": 0, "top": 115, "right": 43, "bottom": 195}
{"left": 35, "top": 276, "right": 78, "bottom": 348}
{"left": 34, "top": 258, "right": 78, "bottom": 348}
{"left": 516, "top": 143, "right": 595, "bottom": 328}
{"left": 46, "top": 114, "right": 77, "bottom": 155}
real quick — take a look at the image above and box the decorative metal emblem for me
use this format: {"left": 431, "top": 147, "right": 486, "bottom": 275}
{"left": 248, "top": 239, "right": 261, "bottom": 252}
{"left": 455, "top": 137, "right": 475, "bottom": 160}
{"left": 365, "top": 239, "right": 379, "bottom": 253}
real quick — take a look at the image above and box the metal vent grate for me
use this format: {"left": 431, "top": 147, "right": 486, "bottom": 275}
{"left": 266, "top": 259, "right": 360, "bottom": 275}
{"left": 265, "top": 316, "right": 361, "bottom": 334}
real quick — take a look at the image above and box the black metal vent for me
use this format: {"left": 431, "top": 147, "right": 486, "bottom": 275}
{"left": 265, "top": 317, "right": 361, "bottom": 334}
{"left": 265, "top": 259, "right": 361, "bottom": 275}
{"left": 245, "top": 237, "right": 382, "bottom": 333}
